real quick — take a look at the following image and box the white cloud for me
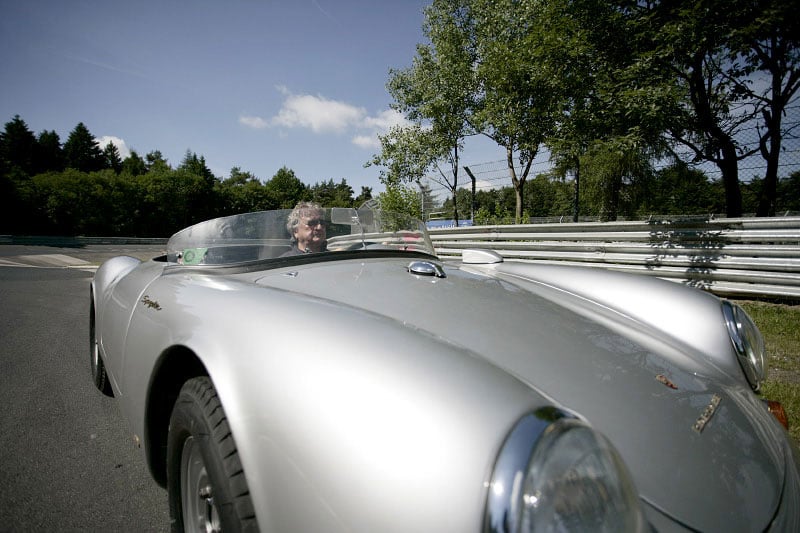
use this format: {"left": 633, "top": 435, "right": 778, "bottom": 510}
{"left": 352, "top": 134, "right": 380, "bottom": 149}
{"left": 239, "top": 115, "right": 268, "bottom": 129}
{"left": 362, "top": 109, "right": 409, "bottom": 131}
{"left": 272, "top": 92, "right": 366, "bottom": 133}
{"left": 260, "top": 88, "right": 413, "bottom": 150}
{"left": 95, "top": 136, "right": 130, "bottom": 158}
{"left": 353, "top": 109, "right": 412, "bottom": 149}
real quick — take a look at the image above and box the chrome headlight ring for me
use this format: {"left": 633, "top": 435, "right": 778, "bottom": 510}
{"left": 722, "top": 301, "right": 767, "bottom": 391}
{"left": 484, "top": 407, "right": 645, "bottom": 533}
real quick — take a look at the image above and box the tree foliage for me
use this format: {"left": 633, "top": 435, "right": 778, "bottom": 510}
{"left": 0, "top": 116, "right": 371, "bottom": 236}
{"left": 372, "top": 0, "right": 478, "bottom": 224}
{"left": 63, "top": 122, "right": 105, "bottom": 173}
{"left": 378, "top": 182, "right": 422, "bottom": 220}
{"left": 373, "top": 0, "right": 798, "bottom": 221}
{"left": 0, "top": 115, "right": 38, "bottom": 176}
{"left": 310, "top": 178, "right": 355, "bottom": 208}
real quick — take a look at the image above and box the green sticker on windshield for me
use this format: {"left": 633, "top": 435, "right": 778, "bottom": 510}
{"left": 182, "top": 247, "right": 208, "bottom": 265}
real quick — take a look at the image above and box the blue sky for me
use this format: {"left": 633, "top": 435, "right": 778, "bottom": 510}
{"left": 0, "top": 0, "right": 507, "bottom": 193}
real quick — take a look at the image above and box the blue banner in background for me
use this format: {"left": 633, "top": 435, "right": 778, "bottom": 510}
{"left": 426, "top": 220, "right": 473, "bottom": 229}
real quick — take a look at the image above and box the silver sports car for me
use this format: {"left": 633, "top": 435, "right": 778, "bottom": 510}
{"left": 90, "top": 206, "right": 800, "bottom": 532}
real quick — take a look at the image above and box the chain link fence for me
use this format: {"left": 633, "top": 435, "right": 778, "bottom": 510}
{"left": 420, "top": 104, "right": 800, "bottom": 220}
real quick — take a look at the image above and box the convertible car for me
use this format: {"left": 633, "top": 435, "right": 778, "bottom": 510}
{"left": 90, "top": 207, "right": 800, "bottom": 532}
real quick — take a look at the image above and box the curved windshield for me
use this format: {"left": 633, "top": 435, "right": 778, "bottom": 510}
{"left": 166, "top": 208, "right": 436, "bottom": 266}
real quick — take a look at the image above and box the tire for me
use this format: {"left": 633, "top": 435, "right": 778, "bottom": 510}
{"left": 167, "top": 377, "right": 258, "bottom": 533}
{"left": 89, "top": 298, "right": 113, "bottom": 396}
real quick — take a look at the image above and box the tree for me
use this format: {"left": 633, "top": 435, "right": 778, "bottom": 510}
{"left": 179, "top": 150, "right": 217, "bottom": 185}
{"left": 377, "top": 182, "right": 422, "bottom": 220}
{"left": 729, "top": 0, "right": 800, "bottom": 216}
{"left": 373, "top": 0, "right": 478, "bottom": 225}
{"left": 354, "top": 186, "right": 373, "bottom": 207}
{"left": 137, "top": 166, "right": 210, "bottom": 236}
{"left": 309, "top": 178, "right": 354, "bottom": 207}
{"left": 145, "top": 150, "right": 170, "bottom": 172}
{"left": 121, "top": 151, "right": 147, "bottom": 176}
{"left": 537, "top": 0, "right": 799, "bottom": 219}
{"left": 217, "top": 167, "right": 272, "bottom": 214}
{"left": 0, "top": 115, "right": 37, "bottom": 176}
{"left": 264, "top": 166, "right": 307, "bottom": 209}
{"left": 776, "top": 171, "right": 800, "bottom": 212}
{"left": 63, "top": 122, "right": 104, "bottom": 172}
{"left": 467, "top": 0, "right": 564, "bottom": 223}
{"left": 34, "top": 130, "right": 64, "bottom": 174}
{"left": 533, "top": 0, "right": 671, "bottom": 222}
{"left": 103, "top": 141, "right": 123, "bottom": 173}
{"left": 608, "top": 0, "right": 798, "bottom": 218}
{"left": 177, "top": 150, "right": 219, "bottom": 220}
{"left": 0, "top": 115, "right": 38, "bottom": 232}
{"left": 372, "top": 125, "right": 468, "bottom": 222}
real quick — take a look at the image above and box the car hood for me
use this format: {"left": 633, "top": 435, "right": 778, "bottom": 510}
{"left": 245, "top": 257, "right": 784, "bottom": 532}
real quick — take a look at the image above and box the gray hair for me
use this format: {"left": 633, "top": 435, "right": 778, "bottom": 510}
{"left": 286, "top": 201, "right": 323, "bottom": 236}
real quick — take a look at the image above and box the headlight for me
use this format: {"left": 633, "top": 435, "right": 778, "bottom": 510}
{"left": 722, "top": 301, "right": 767, "bottom": 391}
{"left": 484, "top": 408, "right": 645, "bottom": 533}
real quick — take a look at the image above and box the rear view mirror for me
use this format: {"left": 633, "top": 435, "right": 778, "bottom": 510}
{"left": 330, "top": 208, "right": 359, "bottom": 225}
{"left": 330, "top": 208, "right": 376, "bottom": 227}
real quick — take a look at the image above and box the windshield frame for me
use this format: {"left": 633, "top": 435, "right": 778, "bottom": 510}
{"left": 164, "top": 208, "right": 438, "bottom": 268}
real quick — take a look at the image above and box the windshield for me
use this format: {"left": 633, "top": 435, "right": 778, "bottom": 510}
{"left": 165, "top": 208, "right": 436, "bottom": 266}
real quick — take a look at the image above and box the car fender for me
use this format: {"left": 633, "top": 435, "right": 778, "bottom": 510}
{"left": 92, "top": 255, "right": 142, "bottom": 306}
{"left": 123, "top": 275, "right": 551, "bottom": 532}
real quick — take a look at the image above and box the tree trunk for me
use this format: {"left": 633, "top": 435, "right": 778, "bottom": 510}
{"left": 718, "top": 141, "right": 743, "bottom": 217}
{"left": 451, "top": 187, "right": 460, "bottom": 226}
{"left": 756, "top": 126, "right": 780, "bottom": 217}
{"left": 506, "top": 147, "right": 534, "bottom": 224}
{"left": 572, "top": 160, "right": 580, "bottom": 222}
{"left": 685, "top": 55, "right": 743, "bottom": 218}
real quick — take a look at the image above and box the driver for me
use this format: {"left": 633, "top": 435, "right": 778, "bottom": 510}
{"left": 282, "top": 202, "right": 328, "bottom": 256}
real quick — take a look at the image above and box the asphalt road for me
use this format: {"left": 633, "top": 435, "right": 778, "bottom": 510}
{"left": 0, "top": 245, "right": 170, "bottom": 532}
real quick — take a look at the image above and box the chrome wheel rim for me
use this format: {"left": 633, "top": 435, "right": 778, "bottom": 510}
{"left": 181, "top": 436, "right": 221, "bottom": 533}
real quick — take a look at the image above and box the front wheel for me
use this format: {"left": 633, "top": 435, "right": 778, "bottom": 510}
{"left": 89, "top": 297, "right": 113, "bottom": 396}
{"left": 167, "top": 377, "right": 258, "bottom": 533}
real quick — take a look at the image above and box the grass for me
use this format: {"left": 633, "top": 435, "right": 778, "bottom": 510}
{"left": 737, "top": 300, "right": 800, "bottom": 446}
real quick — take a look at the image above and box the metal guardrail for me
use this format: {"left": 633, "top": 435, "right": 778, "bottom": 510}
{"left": 4, "top": 218, "right": 799, "bottom": 299}
{"left": 429, "top": 217, "right": 800, "bottom": 300}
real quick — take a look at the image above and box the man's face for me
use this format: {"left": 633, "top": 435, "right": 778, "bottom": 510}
{"left": 294, "top": 210, "right": 326, "bottom": 252}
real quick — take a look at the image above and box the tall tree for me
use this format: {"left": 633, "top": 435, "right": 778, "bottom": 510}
{"left": 177, "top": 150, "right": 218, "bottom": 220}
{"left": 217, "top": 167, "right": 271, "bottom": 214}
{"left": 179, "top": 150, "right": 217, "bottom": 185}
{"left": 34, "top": 130, "right": 64, "bottom": 174}
{"left": 63, "top": 122, "right": 104, "bottom": 172}
{"left": 121, "top": 150, "right": 147, "bottom": 176}
{"left": 354, "top": 186, "right": 373, "bottom": 207}
{"left": 467, "top": 0, "right": 563, "bottom": 223}
{"left": 0, "top": 115, "right": 37, "bottom": 176}
{"left": 145, "top": 150, "right": 170, "bottom": 171}
{"left": 373, "top": 0, "right": 478, "bottom": 225}
{"left": 378, "top": 182, "right": 422, "bottom": 220}
{"left": 608, "top": 0, "right": 798, "bottom": 217}
{"left": 103, "top": 141, "right": 123, "bottom": 173}
{"left": 264, "top": 166, "right": 307, "bottom": 209}
{"left": 0, "top": 116, "right": 38, "bottom": 232}
{"left": 310, "top": 178, "right": 354, "bottom": 207}
{"left": 729, "top": 0, "right": 800, "bottom": 216}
